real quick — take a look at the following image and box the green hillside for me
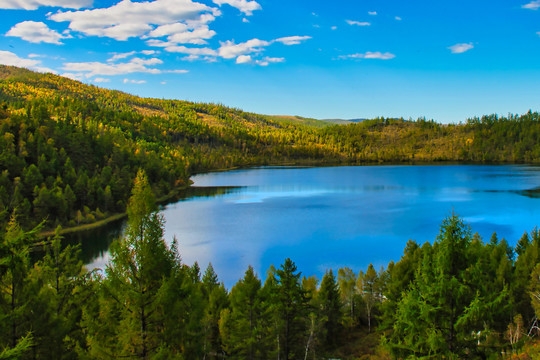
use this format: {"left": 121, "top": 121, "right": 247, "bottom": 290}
{"left": 1, "top": 65, "right": 540, "bottom": 232}
{"left": 0, "top": 65, "right": 346, "bottom": 230}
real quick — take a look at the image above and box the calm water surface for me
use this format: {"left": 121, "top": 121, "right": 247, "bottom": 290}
{"left": 80, "top": 165, "right": 540, "bottom": 287}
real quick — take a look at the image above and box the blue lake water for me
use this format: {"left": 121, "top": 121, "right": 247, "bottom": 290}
{"left": 83, "top": 165, "right": 540, "bottom": 288}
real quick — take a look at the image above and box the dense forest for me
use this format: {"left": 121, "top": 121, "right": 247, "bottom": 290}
{"left": 2, "top": 65, "right": 540, "bottom": 358}
{"left": 2, "top": 170, "right": 540, "bottom": 359}
{"left": 1, "top": 65, "right": 540, "bottom": 232}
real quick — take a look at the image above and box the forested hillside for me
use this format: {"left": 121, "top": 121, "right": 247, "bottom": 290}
{"left": 0, "top": 66, "right": 343, "bottom": 230}
{"left": 1, "top": 65, "right": 540, "bottom": 231}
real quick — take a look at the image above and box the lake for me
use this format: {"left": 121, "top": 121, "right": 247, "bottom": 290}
{"left": 75, "top": 165, "right": 540, "bottom": 288}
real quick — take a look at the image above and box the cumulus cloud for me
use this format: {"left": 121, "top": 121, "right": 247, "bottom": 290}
{"left": 368, "top": 11, "right": 377, "bottom": 15}
{"left": 523, "top": 0, "right": 540, "bottom": 10}
{"left": 256, "top": 56, "right": 284, "bottom": 66}
{"left": 215, "top": 36, "right": 308, "bottom": 63}
{"left": 274, "top": 36, "right": 311, "bottom": 45}
{"left": 49, "top": 0, "right": 220, "bottom": 41}
{"left": 123, "top": 78, "right": 146, "bottom": 84}
{"left": 6, "top": 21, "right": 71, "bottom": 44}
{"left": 395, "top": 16, "right": 402, "bottom": 21}
{"left": 93, "top": 77, "right": 110, "bottom": 83}
{"left": 151, "top": 44, "right": 217, "bottom": 56}
{"left": 0, "top": 50, "right": 57, "bottom": 73}
{"left": 448, "top": 42, "right": 473, "bottom": 54}
{"left": 212, "top": 0, "right": 261, "bottom": 16}
{"left": 62, "top": 72, "right": 85, "bottom": 81}
{"left": 218, "top": 38, "right": 269, "bottom": 59}
{"left": 108, "top": 51, "right": 137, "bottom": 62}
{"left": 235, "top": 55, "right": 284, "bottom": 66}
{"left": 236, "top": 54, "right": 252, "bottom": 64}
{"left": 339, "top": 51, "right": 395, "bottom": 60}
{"left": 346, "top": 20, "right": 371, "bottom": 26}
{"left": 62, "top": 57, "right": 189, "bottom": 77}
{"left": 0, "top": 0, "right": 92, "bottom": 10}
{"left": 108, "top": 50, "right": 158, "bottom": 62}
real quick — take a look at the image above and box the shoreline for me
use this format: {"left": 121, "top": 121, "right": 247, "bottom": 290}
{"left": 37, "top": 184, "right": 192, "bottom": 240}
{"left": 36, "top": 160, "right": 537, "bottom": 240}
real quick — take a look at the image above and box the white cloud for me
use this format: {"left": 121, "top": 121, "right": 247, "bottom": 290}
{"left": 256, "top": 56, "right": 284, "bottom": 66}
{"left": 93, "top": 77, "right": 110, "bottom": 83}
{"left": 141, "top": 50, "right": 157, "bottom": 55}
{"left": 236, "top": 54, "right": 252, "bottom": 64}
{"left": 523, "top": 0, "right": 540, "bottom": 10}
{"left": 0, "top": 50, "right": 57, "bottom": 73}
{"left": 62, "top": 57, "right": 166, "bottom": 77}
{"left": 123, "top": 78, "right": 146, "bottom": 84}
{"left": 368, "top": 11, "right": 377, "bottom": 15}
{"left": 216, "top": 36, "right": 309, "bottom": 62}
{"left": 49, "top": 0, "right": 220, "bottom": 41}
{"left": 166, "top": 26, "right": 216, "bottom": 45}
{"left": 537, "top": 31, "right": 540, "bottom": 36}
{"left": 146, "top": 22, "right": 188, "bottom": 38}
{"left": 151, "top": 33, "right": 308, "bottom": 63}
{"left": 331, "top": 26, "right": 337, "bottom": 30}
{"left": 108, "top": 51, "right": 137, "bottom": 62}
{"left": 167, "top": 69, "right": 189, "bottom": 73}
{"left": 62, "top": 72, "right": 85, "bottom": 81}
{"left": 151, "top": 44, "right": 218, "bottom": 56}
{"left": 218, "top": 38, "right": 269, "bottom": 59}
{"left": 339, "top": 51, "right": 396, "bottom": 60}
{"left": 0, "top": 0, "right": 92, "bottom": 10}
{"left": 236, "top": 55, "right": 284, "bottom": 66}
{"left": 108, "top": 50, "right": 159, "bottom": 62}
{"left": 346, "top": 20, "right": 371, "bottom": 26}
{"left": 160, "top": 81, "right": 166, "bottom": 84}
{"left": 242, "top": 17, "right": 249, "bottom": 23}
{"left": 395, "top": 16, "right": 402, "bottom": 21}
{"left": 212, "top": 0, "right": 261, "bottom": 16}
{"left": 274, "top": 35, "right": 311, "bottom": 45}
{"left": 448, "top": 42, "right": 473, "bottom": 54}
{"left": 6, "top": 21, "right": 70, "bottom": 44}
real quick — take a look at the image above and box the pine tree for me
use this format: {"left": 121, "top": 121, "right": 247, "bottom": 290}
{"left": 275, "top": 258, "right": 309, "bottom": 360}
{"left": 0, "top": 215, "right": 40, "bottom": 354}
{"left": 30, "top": 227, "right": 85, "bottom": 358}
{"left": 317, "top": 269, "right": 342, "bottom": 351}
{"left": 220, "top": 266, "right": 262, "bottom": 359}
{"left": 83, "top": 169, "right": 179, "bottom": 359}
{"left": 389, "top": 214, "right": 494, "bottom": 358}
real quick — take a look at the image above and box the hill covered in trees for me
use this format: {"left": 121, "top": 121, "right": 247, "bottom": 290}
{"left": 1, "top": 65, "right": 540, "bottom": 232}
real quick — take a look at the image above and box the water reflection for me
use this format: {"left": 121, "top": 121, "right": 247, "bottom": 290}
{"left": 65, "top": 165, "right": 540, "bottom": 288}
{"left": 66, "top": 185, "right": 244, "bottom": 271}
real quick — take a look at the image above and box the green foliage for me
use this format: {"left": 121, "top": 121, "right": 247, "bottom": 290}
{"left": 386, "top": 214, "right": 516, "bottom": 359}
{"left": 318, "top": 269, "right": 343, "bottom": 350}
{"left": 3, "top": 66, "right": 540, "bottom": 359}
{"left": 220, "top": 266, "right": 263, "bottom": 359}
{"left": 3, "top": 66, "right": 540, "bottom": 233}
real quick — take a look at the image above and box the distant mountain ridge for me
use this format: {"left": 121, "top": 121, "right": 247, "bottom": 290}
{"left": 321, "top": 118, "right": 368, "bottom": 124}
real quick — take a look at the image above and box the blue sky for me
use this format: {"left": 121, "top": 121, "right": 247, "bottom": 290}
{"left": 1, "top": 0, "right": 539, "bottom": 123}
